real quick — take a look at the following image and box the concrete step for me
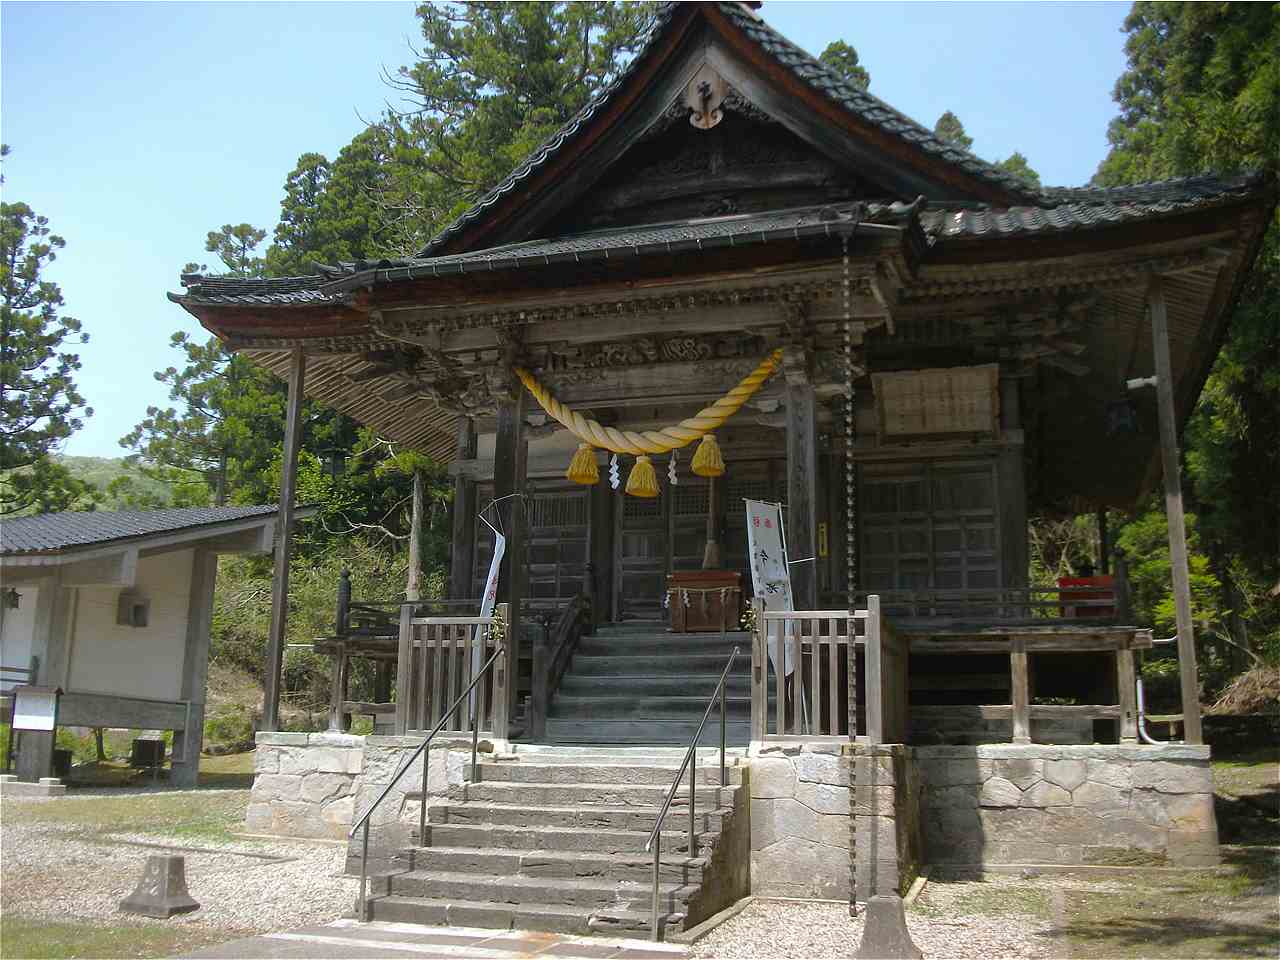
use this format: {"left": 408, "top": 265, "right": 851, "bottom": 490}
{"left": 399, "top": 845, "right": 709, "bottom": 884}
{"left": 545, "top": 718, "right": 753, "bottom": 744}
{"left": 460, "top": 779, "right": 735, "bottom": 807}
{"left": 557, "top": 673, "right": 758, "bottom": 696}
{"left": 568, "top": 653, "right": 750, "bottom": 676}
{"left": 387, "top": 869, "right": 695, "bottom": 912}
{"left": 424, "top": 819, "right": 727, "bottom": 855}
{"left": 429, "top": 801, "right": 729, "bottom": 836}
{"left": 365, "top": 894, "right": 683, "bottom": 937}
{"left": 467, "top": 761, "right": 742, "bottom": 785}
{"left": 575, "top": 634, "right": 748, "bottom": 657}
{"left": 547, "top": 695, "right": 753, "bottom": 721}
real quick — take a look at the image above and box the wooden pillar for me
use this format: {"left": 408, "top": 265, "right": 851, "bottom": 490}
{"left": 173, "top": 548, "right": 217, "bottom": 787}
{"left": 263, "top": 347, "right": 305, "bottom": 733}
{"left": 589, "top": 479, "right": 611, "bottom": 627}
{"left": 786, "top": 378, "right": 818, "bottom": 610}
{"left": 998, "top": 377, "right": 1028, "bottom": 592}
{"left": 1148, "top": 276, "right": 1203, "bottom": 745}
{"left": 1010, "top": 637, "right": 1030, "bottom": 744}
{"left": 493, "top": 392, "right": 527, "bottom": 730}
{"left": 449, "top": 418, "right": 477, "bottom": 601}
{"left": 406, "top": 469, "right": 424, "bottom": 602}
{"left": 1116, "top": 643, "right": 1138, "bottom": 743}
{"left": 1097, "top": 510, "right": 1110, "bottom": 574}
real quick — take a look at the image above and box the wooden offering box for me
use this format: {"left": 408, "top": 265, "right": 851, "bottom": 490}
{"left": 667, "top": 571, "right": 741, "bottom": 633}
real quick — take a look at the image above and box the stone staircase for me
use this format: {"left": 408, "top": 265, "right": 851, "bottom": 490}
{"left": 363, "top": 746, "right": 747, "bottom": 939}
{"left": 546, "top": 623, "right": 754, "bottom": 744}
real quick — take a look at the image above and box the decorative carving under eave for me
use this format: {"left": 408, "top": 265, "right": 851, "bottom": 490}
{"left": 533, "top": 331, "right": 769, "bottom": 373}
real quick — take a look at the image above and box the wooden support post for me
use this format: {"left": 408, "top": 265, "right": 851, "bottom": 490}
{"left": 327, "top": 644, "right": 349, "bottom": 733}
{"left": 407, "top": 469, "right": 424, "bottom": 602}
{"left": 865, "top": 595, "right": 882, "bottom": 745}
{"left": 750, "top": 598, "right": 765, "bottom": 740}
{"left": 1116, "top": 643, "right": 1138, "bottom": 743}
{"left": 1114, "top": 552, "right": 1133, "bottom": 623}
{"left": 1148, "top": 276, "right": 1203, "bottom": 745}
{"left": 1010, "top": 637, "right": 1030, "bottom": 744}
{"left": 786, "top": 379, "right": 818, "bottom": 610}
{"left": 998, "top": 377, "right": 1029, "bottom": 596}
{"left": 173, "top": 549, "right": 217, "bottom": 787}
{"left": 530, "top": 621, "right": 549, "bottom": 741}
{"left": 335, "top": 568, "right": 351, "bottom": 636}
{"left": 1097, "top": 510, "right": 1110, "bottom": 575}
{"left": 493, "top": 393, "right": 527, "bottom": 730}
{"left": 395, "top": 604, "right": 413, "bottom": 736}
{"left": 263, "top": 347, "right": 305, "bottom": 733}
{"left": 449, "top": 418, "right": 477, "bottom": 601}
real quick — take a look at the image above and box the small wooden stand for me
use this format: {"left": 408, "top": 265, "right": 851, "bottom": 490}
{"left": 667, "top": 571, "right": 741, "bottom": 633}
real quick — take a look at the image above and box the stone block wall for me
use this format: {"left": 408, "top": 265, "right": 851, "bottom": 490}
{"left": 245, "top": 732, "right": 365, "bottom": 840}
{"left": 850, "top": 744, "right": 923, "bottom": 904}
{"left": 916, "top": 744, "right": 1219, "bottom": 868}
{"left": 748, "top": 742, "right": 850, "bottom": 899}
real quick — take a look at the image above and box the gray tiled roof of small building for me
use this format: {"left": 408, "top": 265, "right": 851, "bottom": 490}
{"left": 1, "top": 506, "right": 281, "bottom": 556}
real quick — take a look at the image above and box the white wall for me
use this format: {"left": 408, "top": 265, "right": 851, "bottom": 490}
{"left": 67, "top": 549, "right": 193, "bottom": 701}
{"left": 0, "top": 586, "right": 39, "bottom": 690}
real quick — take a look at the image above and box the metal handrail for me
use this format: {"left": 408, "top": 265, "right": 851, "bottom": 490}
{"left": 643, "top": 646, "right": 739, "bottom": 942}
{"left": 348, "top": 643, "right": 506, "bottom": 922}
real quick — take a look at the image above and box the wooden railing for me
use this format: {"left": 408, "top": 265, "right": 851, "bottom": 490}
{"left": 820, "top": 580, "right": 1131, "bottom": 625}
{"left": 750, "top": 595, "right": 906, "bottom": 744}
{"left": 394, "top": 603, "right": 510, "bottom": 738}
{"left": 529, "top": 592, "right": 592, "bottom": 740}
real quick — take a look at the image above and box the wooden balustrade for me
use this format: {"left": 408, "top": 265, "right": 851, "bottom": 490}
{"left": 529, "top": 592, "right": 592, "bottom": 740}
{"left": 395, "top": 603, "right": 510, "bottom": 738}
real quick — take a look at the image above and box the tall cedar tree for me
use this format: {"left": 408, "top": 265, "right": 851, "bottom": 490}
{"left": 818, "top": 40, "right": 870, "bottom": 91}
{"left": 0, "top": 145, "right": 96, "bottom": 514}
{"left": 386, "top": 2, "right": 657, "bottom": 227}
{"left": 1095, "top": 3, "right": 1279, "bottom": 636}
{"left": 933, "top": 110, "right": 974, "bottom": 150}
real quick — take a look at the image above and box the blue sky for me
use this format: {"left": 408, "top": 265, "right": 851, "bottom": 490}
{"left": 1, "top": 1, "right": 1131, "bottom": 458}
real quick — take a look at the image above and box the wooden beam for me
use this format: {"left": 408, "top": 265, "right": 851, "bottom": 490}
{"left": 262, "top": 347, "right": 305, "bottom": 732}
{"left": 493, "top": 389, "right": 528, "bottom": 733}
{"left": 1010, "top": 638, "right": 1030, "bottom": 744}
{"left": 1148, "top": 275, "right": 1203, "bottom": 745}
{"left": 786, "top": 372, "right": 818, "bottom": 609}
{"left": 449, "top": 418, "right": 478, "bottom": 600}
{"left": 173, "top": 549, "right": 217, "bottom": 786}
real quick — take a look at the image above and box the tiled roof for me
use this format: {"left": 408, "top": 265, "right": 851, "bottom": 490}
{"left": 168, "top": 173, "right": 1268, "bottom": 308}
{"left": 419, "top": 1, "right": 1038, "bottom": 257}
{"left": 919, "top": 172, "right": 1269, "bottom": 239}
{"left": 315, "top": 201, "right": 920, "bottom": 290}
{"left": 171, "top": 274, "right": 337, "bottom": 307}
{"left": 0, "top": 506, "right": 282, "bottom": 556}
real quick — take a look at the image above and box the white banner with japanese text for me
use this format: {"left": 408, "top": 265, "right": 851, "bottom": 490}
{"left": 745, "top": 499, "right": 796, "bottom": 676}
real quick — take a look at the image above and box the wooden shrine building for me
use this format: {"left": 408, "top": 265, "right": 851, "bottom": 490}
{"left": 172, "top": 1, "right": 1274, "bottom": 746}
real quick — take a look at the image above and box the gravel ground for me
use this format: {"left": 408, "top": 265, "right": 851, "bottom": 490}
{"left": 690, "top": 882, "right": 1057, "bottom": 960}
{"left": 0, "top": 789, "right": 357, "bottom": 935}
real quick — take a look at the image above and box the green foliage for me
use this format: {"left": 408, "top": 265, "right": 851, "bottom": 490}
{"left": 0, "top": 145, "right": 93, "bottom": 515}
{"left": 818, "top": 40, "right": 870, "bottom": 91}
{"left": 202, "top": 705, "right": 255, "bottom": 751}
{"left": 933, "top": 110, "right": 973, "bottom": 150}
{"left": 386, "top": 1, "right": 657, "bottom": 226}
{"left": 1096, "top": 1, "right": 1280, "bottom": 669}
{"left": 1116, "top": 505, "right": 1221, "bottom": 639}
{"left": 995, "top": 151, "right": 1041, "bottom": 187}
{"left": 204, "top": 223, "right": 267, "bottom": 278}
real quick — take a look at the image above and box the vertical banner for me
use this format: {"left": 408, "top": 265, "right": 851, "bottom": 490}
{"left": 745, "top": 500, "right": 796, "bottom": 676}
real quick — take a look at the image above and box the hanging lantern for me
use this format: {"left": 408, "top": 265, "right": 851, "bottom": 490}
{"left": 691, "top": 433, "right": 725, "bottom": 478}
{"left": 625, "top": 455, "right": 660, "bottom": 497}
{"left": 566, "top": 443, "right": 599, "bottom": 485}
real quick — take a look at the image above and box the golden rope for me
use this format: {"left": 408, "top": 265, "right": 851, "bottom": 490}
{"left": 514, "top": 348, "right": 784, "bottom": 456}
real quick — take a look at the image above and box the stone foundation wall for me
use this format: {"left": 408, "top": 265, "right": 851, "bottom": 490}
{"left": 850, "top": 744, "right": 924, "bottom": 904}
{"left": 245, "top": 732, "right": 365, "bottom": 840}
{"left": 916, "top": 744, "right": 1219, "bottom": 868}
{"left": 748, "top": 742, "right": 850, "bottom": 899}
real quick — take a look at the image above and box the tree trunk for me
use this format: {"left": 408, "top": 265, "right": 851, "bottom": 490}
{"left": 407, "top": 468, "right": 424, "bottom": 602}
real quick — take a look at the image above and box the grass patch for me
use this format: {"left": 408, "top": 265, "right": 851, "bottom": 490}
{"left": 6, "top": 788, "right": 248, "bottom": 844}
{"left": 913, "top": 879, "right": 1054, "bottom": 920}
{"left": 0, "top": 914, "right": 230, "bottom": 960}
{"left": 1059, "top": 850, "right": 1279, "bottom": 958}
